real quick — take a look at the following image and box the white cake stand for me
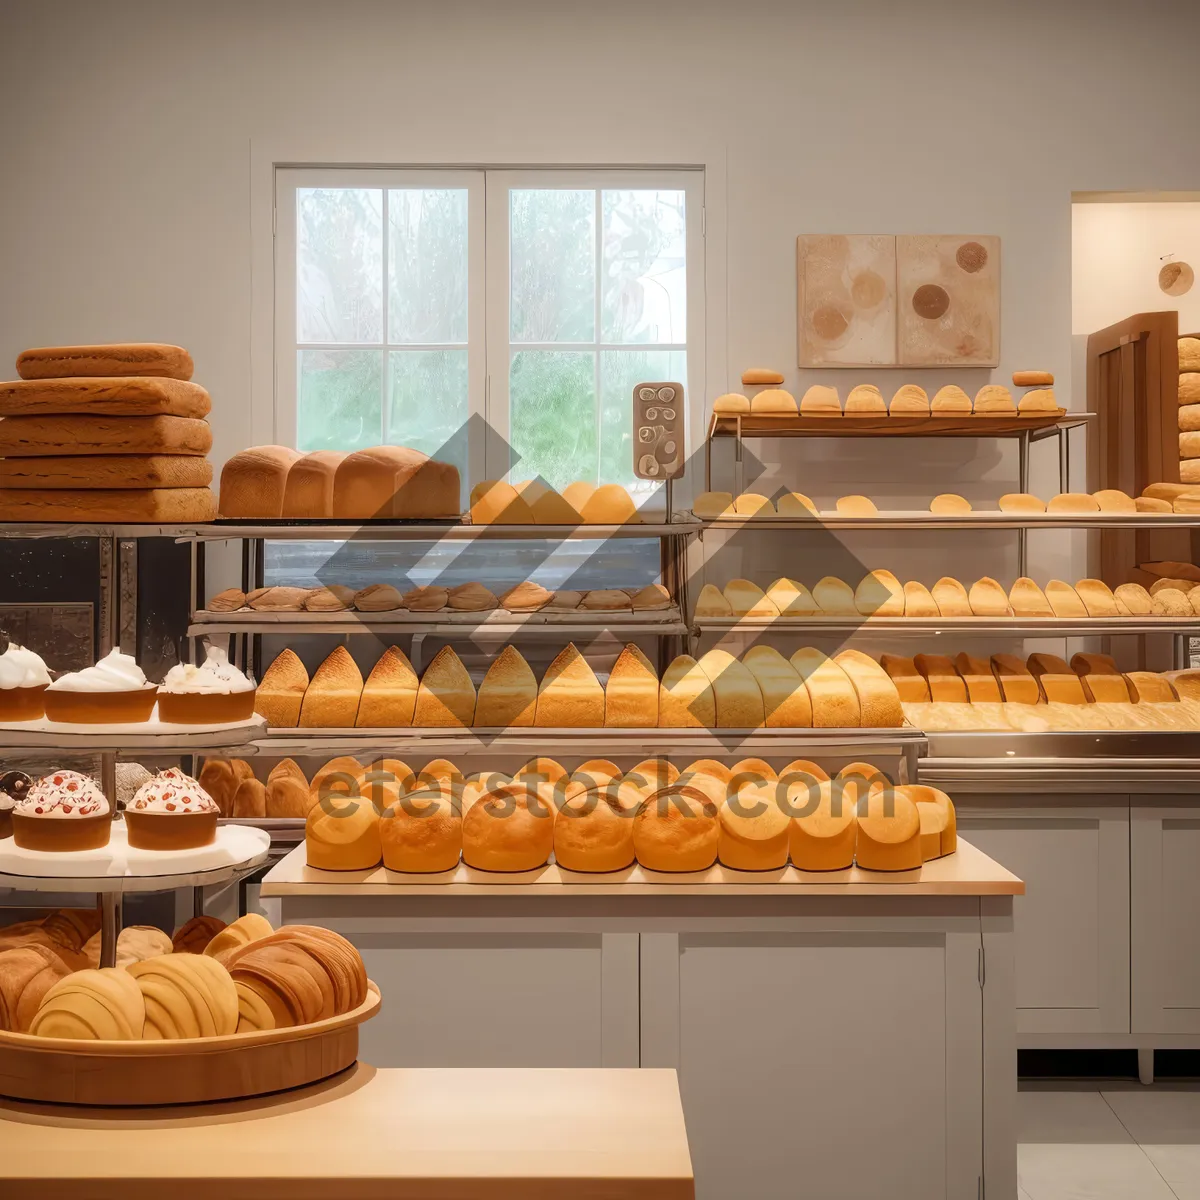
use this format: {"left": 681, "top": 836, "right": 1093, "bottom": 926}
{"left": 0, "top": 824, "right": 270, "bottom": 967}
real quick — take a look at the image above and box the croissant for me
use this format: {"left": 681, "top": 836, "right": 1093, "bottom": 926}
{"left": 128, "top": 953, "right": 238, "bottom": 1038}
{"left": 0, "top": 945, "right": 71, "bottom": 1032}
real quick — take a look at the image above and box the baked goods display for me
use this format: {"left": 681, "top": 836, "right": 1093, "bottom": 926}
{"left": 0, "top": 343, "right": 217, "bottom": 523}
{"left": 42, "top": 648, "right": 157, "bottom": 724}
{"left": 255, "top": 642, "right": 904, "bottom": 729}
{"left": 218, "top": 444, "right": 459, "bottom": 519}
{"left": 469, "top": 479, "right": 641, "bottom": 525}
{"left": 10, "top": 769, "right": 111, "bottom": 852}
{"left": 157, "top": 645, "right": 256, "bottom": 723}
{"left": 299, "top": 753, "right": 957, "bottom": 876}
{"left": 123, "top": 768, "right": 219, "bottom": 851}
{"left": 0, "top": 636, "right": 51, "bottom": 721}
{"left": 1178, "top": 335, "right": 1200, "bottom": 483}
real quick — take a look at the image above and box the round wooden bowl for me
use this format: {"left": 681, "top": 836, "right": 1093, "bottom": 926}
{"left": 0, "top": 981, "right": 380, "bottom": 1107}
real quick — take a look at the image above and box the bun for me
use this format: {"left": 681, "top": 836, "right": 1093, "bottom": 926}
{"left": 930, "top": 494, "right": 971, "bottom": 514}
{"left": 1093, "top": 489, "right": 1136, "bottom": 513}
{"left": 474, "top": 646, "right": 537, "bottom": 728}
{"left": 604, "top": 645, "right": 660, "bottom": 727}
{"left": 765, "top": 577, "right": 818, "bottom": 615}
{"left": 580, "top": 484, "right": 640, "bottom": 525}
{"left": 741, "top": 368, "right": 784, "bottom": 385}
{"left": 724, "top": 578, "right": 779, "bottom": 617}
{"left": 255, "top": 649, "right": 309, "bottom": 728}
{"left": 659, "top": 655, "right": 716, "bottom": 727}
{"left": 1136, "top": 496, "right": 1174, "bottom": 513}
{"left": 974, "top": 385, "right": 1015, "bottom": 414}
{"left": 791, "top": 648, "right": 859, "bottom": 727}
{"left": 356, "top": 645, "right": 418, "bottom": 727}
{"left": 855, "top": 784, "right": 922, "bottom": 871}
{"left": 855, "top": 569, "right": 904, "bottom": 616}
{"left": 281, "top": 450, "right": 346, "bottom": 518}
{"left": 998, "top": 493, "right": 1046, "bottom": 513}
{"left": 788, "top": 780, "right": 857, "bottom": 871}
{"left": 470, "top": 481, "right": 534, "bottom": 525}
{"left": 462, "top": 784, "right": 554, "bottom": 871}
{"left": 742, "top": 645, "right": 812, "bottom": 727}
{"left": 1013, "top": 371, "right": 1054, "bottom": 387}
{"left": 634, "top": 784, "right": 719, "bottom": 872}
{"left": 1018, "top": 389, "right": 1058, "bottom": 413}
{"left": 535, "top": 644, "right": 604, "bottom": 726}
{"left": 734, "top": 493, "right": 775, "bottom": 517}
{"left": 845, "top": 384, "right": 885, "bottom": 414}
{"left": 712, "top": 393, "right": 749, "bottom": 415}
{"left": 693, "top": 491, "right": 733, "bottom": 518}
{"left": 799, "top": 385, "right": 839, "bottom": 415}
{"left": 835, "top": 495, "right": 877, "bottom": 516}
{"left": 889, "top": 384, "right": 929, "bottom": 414}
{"left": 413, "top": 647, "right": 476, "bottom": 726}
{"left": 752, "top": 388, "right": 799, "bottom": 414}
{"left": 1047, "top": 493, "right": 1100, "bottom": 514}
{"left": 299, "top": 646, "right": 363, "bottom": 728}
{"left": 218, "top": 447, "right": 302, "bottom": 518}
{"left": 931, "top": 385, "right": 972, "bottom": 413}
{"left": 697, "top": 649, "right": 765, "bottom": 728}
{"left": 29, "top": 967, "right": 145, "bottom": 1040}
{"left": 931, "top": 577, "right": 971, "bottom": 617}
{"left": 776, "top": 492, "right": 818, "bottom": 517}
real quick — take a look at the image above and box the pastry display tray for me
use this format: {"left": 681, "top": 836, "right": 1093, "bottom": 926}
{"left": 0, "top": 713, "right": 265, "bottom": 751}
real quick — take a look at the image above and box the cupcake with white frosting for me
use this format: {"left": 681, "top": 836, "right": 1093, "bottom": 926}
{"left": 0, "top": 635, "right": 52, "bottom": 721}
{"left": 44, "top": 649, "right": 157, "bottom": 724}
{"left": 124, "top": 768, "right": 219, "bottom": 851}
{"left": 12, "top": 769, "right": 112, "bottom": 852}
{"left": 157, "top": 645, "right": 256, "bottom": 725}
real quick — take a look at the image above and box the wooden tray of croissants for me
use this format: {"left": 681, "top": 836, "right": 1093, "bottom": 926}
{"left": 0, "top": 908, "right": 380, "bottom": 1106}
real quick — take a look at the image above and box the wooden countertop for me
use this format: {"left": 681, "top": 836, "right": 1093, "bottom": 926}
{"left": 0, "top": 1064, "right": 693, "bottom": 1200}
{"left": 261, "top": 837, "right": 1023, "bottom": 897}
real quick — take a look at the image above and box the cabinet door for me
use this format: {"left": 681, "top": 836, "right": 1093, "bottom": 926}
{"left": 957, "top": 803, "right": 1130, "bottom": 1038}
{"left": 641, "top": 929, "right": 982, "bottom": 1200}
{"left": 1131, "top": 804, "right": 1200, "bottom": 1034}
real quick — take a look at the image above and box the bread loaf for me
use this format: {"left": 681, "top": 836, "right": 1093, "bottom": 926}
{"left": 974, "top": 384, "right": 1015, "bottom": 414}
{"left": 535, "top": 644, "right": 604, "bottom": 726}
{"left": 991, "top": 654, "right": 1040, "bottom": 704}
{"left": 1028, "top": 652, "right": 1087, "bottom": 704}
{"left": 1048, "top": 492, "right": 1100, "bottom": 514}
{"left": 1076, "top": 578, "right": 1120, "bottom": 617}
{"left": 1113, "top": 582, "right": 1153, "bottom": 616}
{"left": 633, "top": 784, "right": 719, "bottom": 872}
{"left": 299, "top": 646, "right": 363, "bottom": 727}
{"left": 554, "top": 788, "right": 636, "bottom": 872}
{"left": 462, "top": 783, "right": 554, "bottom": 872}
{"left": 834, "top": 650, "right": 903, "bottom": 726}
{"left": 712, "top": 393, "right": 749, "bottom": 415}
{"left": 1093, "top": 489, "right": 1136, "bottom": 514}
{"left": 1071, "top": 653, "right": 1130, "bottom": 702}
{"left": 561, "top": 481, "right": 595, "bottom": 513}
{"left": 499, "top": 581, "right": 553, "bottom": 612}
{"left": 932, "top": 577, "right": 971, "bottom": 617}
{"left": 281, "top": 450, "right": 346, "bottom": 518}
{"left": 734, "top": 493, "right": 775, "bottom": 517}
{"left": 998, "top": 493, "right": 1046, "bottom": 513}
{"left": 0, "top": 412, "right": 211, "bottom": 458}
{"left": 969, "top": 576, "right": 1011, "bottom": 616}
{"left": 18, "top": 344, "right": 194, "bottom": 381}
{"left": 356, "top": 645, "right": 418, "bottom": 727}
{"left": 659, "top": 655, "right": 716, "bottom": 727}
{"left": 380, "top": 783, "right": 462, "bottom": 873}
{"left": 356, "top": 758, "right": 414, "bottom": 809}
{"left": 1137, "top": 496, "right": 1174, "bottom": 513}
{"left": 813, "top": 575, "right": 857, "bottom": 614}
{"left": 855, "top": 569, "right": 904, "bottom": 616}
{"left": 845, "top": 384, "right": 885, "bottom": 414}
{"left": 742, "top": 645, "right": 812, "bottom": 727}
{"left": 0, "top": 487, "right": 216, "bottom": 523}
{"left": 1125, "top": 672, "right": 1179, "bottom": 703}
{"left": 693, "top": 491, "right": 734, "bottom": 518}
{"left": 580, "top": 484, "right": 640, "bottom": 525}
{"left": 623, "top": 758, "right": 679, "bottom": 796}
{"left": 232, "top": 778, "right": 267, "bottom": 818}
{"left": 29, "top": 967, "right": 145, "bottom": 1040}
{"left": 254, "top": 649, "right": 309, "bottom": 727}
{"left": 694, "top": 584, "right": 733, "bottom": 616}
{"left": 219, "top": 447, "right": 302, "bottom": 518}
{"left": 880, "top": 654, "right": 929, "bottom": 702}
{"left": 1009, "top": 577, "right": 1053, "bottom": 617}
{"left": 905, "top": 785, "right": 956, "bottom": 859}
{"left": 791, "top": 648, "right": 860, "bottom": 727}
{"left": 724, "top": 578, "right": 779, "bottom": 617}
{"left": 914, "top": 653, "right": 968, "bottom": 702}
{"left": 0, "top": 452, "right": 211, "bottom": 489}
{"left": 1180, "top": 338, "right": 1200, "bottom": 373}
{"left": 196, "top": 758, "right": 253, "bottom": 817}
{"left": 718, "top": 784, "right": 790, "bottom": 870}
{"left": 1018, "top": 388, "right": 1057, "bottom": 412}
{"left": 901, "top": 581, "right": 939, "bottom": 617}
{"left": 930, "top": 493, "right": 971, "bottom": 514}
{"left": 305, "top": 585, "right": 355, "bottom": 612}
{"left": 753, "top": 388, "right": 799, "bottom": 414}
{"left": 306, "top": 790, "right": 382, "bottom": 871}
{"left": 266, "top": 764, "right": 312, "bottom": 818}
{"left": 527, "top": 483, "right": 583, "bottom": 524}
{"left": 776, "top": 492, "right": 818, "bottom": 517}
{"left": 889, "top": 384, "right": 929, "bottom": 414}
{"left": 470, "top": 481, "right": 536, "bottom": 525}
{"left": 835, "top": 495, "right": 877, "bottom": 515}
{"left": 697, "top": 649, "right": 765, "bottom": 728}
{"left": 414, "top": 647, "right": 476, "bottom": 726}
{"left": 741, "top": 368, "right": 784, "bottom": 385}
{"left": 1045, "top": 580, "right": 1088, "bottom": 618}
{"left": 954, "top": 653, "right": 1002, "bottom": 703}
{"left": 472, "top": 645, "right": 536, "bottom": 727}
{"left": 333, "top": 446, "right": 460, "bottom": 519}
{"left": 799, "top": 385, "right": 839, "bottom": 415}
{"left": 855, "top": 784, "right": 922, "bottom": 871}
{"left": 604, "top": 645, "right": 659, "bottom": 727}
{"left": 931, "top": 385, "right": 972, "bottom": 413}
{"left": 764, "top": 577, "right": 818, "bottom": 615}
{"left": 788, "top": 780, "right": 857, "bottom": 871}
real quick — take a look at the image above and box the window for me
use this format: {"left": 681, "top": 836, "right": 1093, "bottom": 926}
{"left": 275, "top": 168, "right": 701, "bottom": 504}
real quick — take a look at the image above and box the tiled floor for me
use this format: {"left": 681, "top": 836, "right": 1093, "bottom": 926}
{"left": 1020, "top": 1084, "right": 1200, "bottom": 1199}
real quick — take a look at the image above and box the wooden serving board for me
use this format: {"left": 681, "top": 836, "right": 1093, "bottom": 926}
{"left": 0, "top": 982, "right": 379, "bottom": 1107}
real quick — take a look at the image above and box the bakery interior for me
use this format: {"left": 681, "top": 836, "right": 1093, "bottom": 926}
{"left": 2, "top": 2, "right": 1200, "bottom": 1198}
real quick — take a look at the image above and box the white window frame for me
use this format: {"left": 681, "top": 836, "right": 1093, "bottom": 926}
{"left": 273, "top": 166, "right": 704, "bottom": 490}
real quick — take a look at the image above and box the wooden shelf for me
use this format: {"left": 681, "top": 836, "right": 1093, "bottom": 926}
{"left": 707, "top": 410, "right": 1092, "bottom": 439}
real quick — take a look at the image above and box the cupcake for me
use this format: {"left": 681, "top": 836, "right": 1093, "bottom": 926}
{"left": 44, "top": 649, "right": 157, "bottom": 724}
{"left": 124, "top": 768, "right": 219, "bottom": 851}
{"left": 157, "top": 645, "right": 256, "bottom": 724}
{"left": 12, "top": 770, "right": 111, "bottom": 852}
{"left": 0, "top": 770, "right": 31, "bottom": 839}
{"left": 0, "top": 635, "right": 52, "bottom": 722}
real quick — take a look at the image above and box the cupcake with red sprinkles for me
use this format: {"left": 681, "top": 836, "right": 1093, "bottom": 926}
{"left": 12, "top": 769, "right": 112, "bottom": 852}
{"left": 124, "top": 767, "right": 219, "bottom": 851}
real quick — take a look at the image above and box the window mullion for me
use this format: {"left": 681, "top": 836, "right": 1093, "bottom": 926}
{"left": 380, "top": 187, "right": 390, "bottom": 444}
{"left": 594, "top": 187, "right": 602, "bottom": 484}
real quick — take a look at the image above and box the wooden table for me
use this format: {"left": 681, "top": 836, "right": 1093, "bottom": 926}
{"left": 0, "top": 1064, "right": 694, "bottom": 1200}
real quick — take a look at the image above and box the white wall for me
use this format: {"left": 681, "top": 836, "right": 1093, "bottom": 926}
{"left": 2, "top": 0, "right": 1200, "bottom": 593}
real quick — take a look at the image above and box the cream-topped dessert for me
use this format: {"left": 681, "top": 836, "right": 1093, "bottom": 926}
{"left": 11, "top": 769, "right": 112, "bottom": 852}
{"left": 43, "top": 649, "right": 158, "bottom": 725}
{"left": 124, "top": 768, "right": 220, "bottom": 850}
{"left": 0, "top": 640, "right": 52, "bottom": 721}
{"left": 158, "top": 646, "right": 257, "bottom": 725}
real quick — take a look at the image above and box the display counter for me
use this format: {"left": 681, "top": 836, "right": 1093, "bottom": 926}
{"left": 0, "top": 1063, "right": 693, "bottom": 1200}
{"left": 262, "top": 840, "right": 1022, "bottom": 1200}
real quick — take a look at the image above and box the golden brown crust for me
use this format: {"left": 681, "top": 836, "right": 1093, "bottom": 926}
{"left": 0, "top": 454, "right": 212, "bottom": 490}
{"left": 17, "top": 343, "right": 194, "bottom": 382}
{"left": 0, "top": 487, "right": 215, "bottom": 522}
{"left": 0, "top": 414, "right": 211, "bottom": 456}
{"left": 0, "top": 376, "right": 210, "bottom": 417}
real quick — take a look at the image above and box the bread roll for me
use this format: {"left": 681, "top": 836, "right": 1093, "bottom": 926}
{"left": 1009, "top": 577, "right": 1053, "bottom": 617}
{"left": 742, "top": 644, "right": 812, "bottom": 728}
{"left": 734, "top": 493, "right": 776, "bottom": 517}
{"left": 659, "top": 655, "right": 716, "bottom": 727}
{"left": 448, "top": 583, "right": 498, "bottom": 612}
{"left": 380, "top": 783, "right": 462, "bottom": 873}
{"left": 18, "top": 343, "right": 194, "bottom": 381}
{"left": 724, "top": 578, "right": 779, "bottom": 618}
{"left": 1175, "top": 492, "right": 1200, "bottom": 512}
{"left": 718, "top": 784, "right": 790, "bottom": 870}
{"left": 835, "top": 495, "right": 877, "bottom": 515}
{"left": 953, "top": 653, "right": 1002, "bottom": 703}
{"left": 791, "top": 648, "right": 860, "bottom": 727}
{"left": 255, "top": 649, "right": 309, "bottom": 727}
{"left": 741, "top": 368, "right": 784, "bottom": 385}
{"left": 462, "top": 783, "right": 554, "bottom": 871}
{"left": 1047, "top": 493, "right": 1101, "bottom": 514}
{"left": 1180, "top": 405, "right": 1200, "bottom": 433}
{"left": 694, "top": 583, "right": 733, "bottom": 617}
{"left": 604, "top": 645, "right": 660, "bottom": 727}
{"left": 1018, "top": 388, "right": 1058, "bottom": 413}
{"left": 1076, "top": 578, "right": 1120, "bottom": 617}
{"left": 752, "top": 388, "right": 799, "bottom": 414}
{"left": 356, "top": 645, "right": 418, "bottom": 727}
{"left": 500, "top": 581, "right": 553, "bottom": 612}
{"left": 788, "top": 779, "right": 857, "bottom": 871}
{"left": 712, "top": 393, "right": 749, "bottom": 415}
{"left": 834, "top": 650, "right": 903, "bottom": 727}
{"left": 696, "top": 649, "right": 765, "bottom": 728}
{"left": 879, "top": 654, "right": 929, "bottom": 702}
{"left": 535, "top": 644, "right": 604, "bottom": 726}
{"left": 914, "top": 653, "right": 967, "bottom": 702}
{"left": 1113, "top": 583, "right": 1153, "bottom": 616}
{"left": 1013, "top": 371, "right": 1054, "bottom": 387}
{"left": 413, "top": 647, "right": 476, "bottom": 726}
{"left": 197, "top": 758, "right": 253, "bottom": 817}
{"left": 693, "top": 491, "right": 733, "bottom": 518}
{"left": 1136, "top": 496, "right": 1174, "bottom": 513}
{"left": 930, "top": 493, "right": 971, "bottom": 514}
{"left": 580, "top": 484, "right": 640, "bottom": 525}
{"left": 931, "top": 385, "right": 972, "bottom": 413}
{"left": 932, "top": 577, "right": 971, "bottom": 617}
{"left": 129, "top": 953, "right": 239, "bottom": 1039}
{"left": 855, "top": 783, "right": 922, "bottom": 871}
{"left": 969, "top": 576, "right": 1011, "bottom": 617}
{"left": 0, "top": 945, "right": 70, "bottom": 1032}
{"left": 974, "top": 384, "right": 1015, "bottom": 414}
{"left": 990, "top": 654, "right": 1041, "bottom": 704}
{"left": 998, "top": 493, "right": 1046, "bottom": 513}
{"left": 901, "top": 581, "right": 939, "bottom": 617}
{"left": 1045, "top": 580, "right": 1087, "bottom": 618}
{"left": 554, "top": 788, "right": 636, "bottom": 872}
{"left": 305, "top": 585, "right": 355, "bottom": 612}
{"left": 232, "top": 777, "right": 267, "bottom": 818}
{"left": 633, "top": 784, "right": 719, "bottom": 872}
{"left": 1026, "top": 653, "right": 1086, "bottom": 704}
{"left": 889, "top": 384, "right": 929, "bottom": 414}
{"left": 764, "top": 577, "right": 818, "bottom": 615}
{"left": 813, "top": 576, "right": 856, "bottom": 614}
{"left": 855, "top": 569, "right": 904, "bottom": 616}
{"left": 29, "top": 967, "right": 145, "bottom": 1040}
{"left": 1070, "top": 653, "right": 1130, "bottom": 702}
{"left": 248, "top": 585, "right": 311, "bottom": 611}
{"left": 469, "top": 481, "right": 535, "bottom": 525}
{"left": 299, "top": 646, "right": 363, "bottom": 728}
{"left": 844, "top": 384, "right": 885, "bottom": 414}
{"left": 545, "top": 589, "right": 582, "bottom": 611}
{"left": 799, "top": 385, "right": 839, "bottom": 415}
{"left": 218, "top": 447, "right": 302, "bottom": 518}
{"left": 1125, "top": 672, "right": 1179, "bottom": 703}
{"left": 353, "top": 584, "right": 403, "bottom": 611}
{"left": 776, "top": 492, "right": 818, "bottom": 517}
{"left": 1093, "top": 489, "right": 1136, "bottom": 514}
{"left": 266, "top": 765, "right": 312, "bottom": 818}
{"left": 472, "top": 645, "right": 536, "bottom": 728}
{"left": 333, "top": 446, "right": 460, "bottom": 519}
{"left": 905, "top": 784, "right": 957, "bottom": 859}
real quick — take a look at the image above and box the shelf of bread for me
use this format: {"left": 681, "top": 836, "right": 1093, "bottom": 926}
{"left": 708, "top": 410, "right": 1085, "bottom": 438}
{"left": 0, "top": 910, "right": 378, "bottom": 1106}
{"left": 695, "top": 616, "right": 1200, "bottom": 636}
{"left": 177, "top": 518, "right": 696, "bottom": 541}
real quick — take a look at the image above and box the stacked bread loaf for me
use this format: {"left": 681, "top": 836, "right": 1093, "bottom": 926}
{"left": 219, "top": 444, "right": 459, "bottom": 519}
{"left": 252, "top": 642, "right": 903, "bottom": 730}
{"left": 1179, "top": 336, "right": 1200, "bottom": 483}
{"left": 0, "top": 344, "right": 216, "bottom": 522}
{"left": 300, "top": 753, "right": 956, "bottom": 876}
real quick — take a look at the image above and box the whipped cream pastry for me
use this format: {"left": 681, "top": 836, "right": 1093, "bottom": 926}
{"left": 18, "top": 770, "right": 110, "bottom": 818}
{"left": 47, "top": 649, "right": 148, "bottom": 693}
{"left": 0, "top": 643, "right": 51, "bottom": 689}
{"left": 128, "top": 767, "right": 218, "bottom": 814}
{"left": 162, "top": 645, "right": 253, "bottom": 695}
